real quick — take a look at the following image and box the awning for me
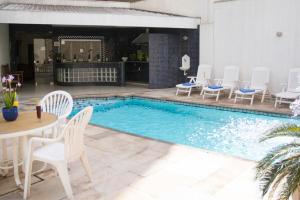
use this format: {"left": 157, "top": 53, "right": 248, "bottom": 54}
{"left": 0, "top": 3, "right": 200, "bottom": 29}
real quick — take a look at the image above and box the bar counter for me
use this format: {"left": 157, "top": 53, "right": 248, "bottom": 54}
{"left": 55, "top": 62, "right": 125, "bottom": 86}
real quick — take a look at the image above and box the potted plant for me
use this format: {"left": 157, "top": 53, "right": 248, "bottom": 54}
{"left": 1, "top": 75, "right": 21, "bottom": 121}
{"left": 256, "top": 124, "right": 300, "bottom": 200}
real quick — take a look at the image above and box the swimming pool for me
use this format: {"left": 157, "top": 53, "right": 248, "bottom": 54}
{"left": 71, "top": 97, "right": 299, "bottom": 160}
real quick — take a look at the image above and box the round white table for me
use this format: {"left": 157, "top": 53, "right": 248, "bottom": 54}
{"left": 0, "top": 112, "right": 58, "bottom": 187}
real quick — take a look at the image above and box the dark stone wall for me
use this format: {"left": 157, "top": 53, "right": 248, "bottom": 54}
{"left": 149, "top": 33, "right": 180, "bottom": 89}
{"left": 148, "top": 28, "right": 199, "bottom": 89}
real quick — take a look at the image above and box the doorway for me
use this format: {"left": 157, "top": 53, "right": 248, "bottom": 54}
{"left": 33, "top": 39, "right": 54, "bottom": 85}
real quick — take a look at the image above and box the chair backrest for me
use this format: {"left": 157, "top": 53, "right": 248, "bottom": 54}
{"left": 181, "top": 55, "right": 190, "bottom": 71}
{"left": 63, "top": 106, "right": 93, "bottom": 162}
{"left": 287, "top": 68, "right": 300, "bottom": 92}
{"left": 222, "top": 65, "right": 239, "bottom": 87}
{"left": 196, "top": 64, "right": 212, "bottom": 85}
{"left": 250, "top": 67, "right": 270, "bottom": 90}
{"left": 40, "top": 90, "right": 73, "bottom": 120}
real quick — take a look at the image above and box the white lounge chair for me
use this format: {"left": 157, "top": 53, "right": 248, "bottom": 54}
{"left": 275, "top": 68, "right": 300, "bottom": 108}
{"left": 176, "top": 64, "right": 212, "bottom": 97}
{"left": 23, "top": 106, "right": 93, "bottom": 200}
{"left": 202, "top": 65, "right": 239, "bottom": 101}
{"left": 234, "top": 67, "right": 270, "bottom": 105}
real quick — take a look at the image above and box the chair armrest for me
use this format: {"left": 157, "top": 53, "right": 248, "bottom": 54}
{"left": 187, "top": 76, "right": 197, "bottom": 83}
{"left": 213, "top": 78, "right": 223, "bottom": 85}
{"left": 280, "top": 83, "right": 288, "bottom": 92}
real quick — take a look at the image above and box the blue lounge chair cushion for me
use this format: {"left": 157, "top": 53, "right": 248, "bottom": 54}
{"left": 240, "top": 88, "right": 255, "bottom": 93}
{"left": 208, "top": 85, "right": 223, "bottom": 90}
{"left": 182, "top": 82, "right": 195, "bottom": 86}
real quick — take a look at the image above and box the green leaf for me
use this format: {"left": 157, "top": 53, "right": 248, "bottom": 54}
{"left": 260, "top": 124, "right": 300, "bottom": 142}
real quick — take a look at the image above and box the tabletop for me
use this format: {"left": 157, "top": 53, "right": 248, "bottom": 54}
{"left": 0, "top": 111, "right": 58, "bottom": 137}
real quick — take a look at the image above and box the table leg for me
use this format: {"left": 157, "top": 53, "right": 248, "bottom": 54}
{"left": 12, "top": 138, "right": 21, "bottom": 187}
{"left": 22, "top": 136, "right": 28, "bottom": 173}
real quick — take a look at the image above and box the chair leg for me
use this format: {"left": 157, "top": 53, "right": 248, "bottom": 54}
{"left": 23, "top": 157, "right": 33, "bottom": 200}
{"left": 275, "top": 97, "right": 278, "bottom": 108}
{"left": 250, "top": 95, "right": 254, "bottom": 106}
{"left": 0, "top": 139, "right": 9, "bottom": 176}
{"left": 200, "top": 88, "right": 204, "bottom": 96}
{"left": 228, "top": 89, "right": 233, "bottom": 99}
{"left": 176, "top": 88, "right": 179, "bottom": 96}
{"left": 55, "top": 162, "right": 74, "bottom": 199}
{"left": 216, "top": 91, "right": 220, "bottom": 101}
{"left": 188, "top": 88, "right": 192, "bottom": 97}
{"left": 261, "top": 91, "right": 266, "bottom": 103}
{"left": 80, "top": 151, "right": 93, "bottom": 182}
{"left": 234, "top": 94, "right": 237, "bottom": 103}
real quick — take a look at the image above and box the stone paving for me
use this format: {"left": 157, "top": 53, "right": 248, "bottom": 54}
{"left": 0, "top": 84, "right": 291, "bottom": 200}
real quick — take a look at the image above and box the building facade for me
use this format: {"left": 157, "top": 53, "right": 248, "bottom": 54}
{"left": 0, "top": 0, "right": 200, "bottom": 89}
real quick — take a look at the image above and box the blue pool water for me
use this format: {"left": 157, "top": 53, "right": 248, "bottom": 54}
{"left": 71, "top": 97, "right": 299, "bottom": 160}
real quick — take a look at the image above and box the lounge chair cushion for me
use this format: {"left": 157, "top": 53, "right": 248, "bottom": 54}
{"left": 239, "top": 89, "right": 255, "bottom": 93}
{"left": 182, "top": 82, "right": 195, "bottom": 86}
{"left": 208, "top": 85, "right": 223, "bottom": 90}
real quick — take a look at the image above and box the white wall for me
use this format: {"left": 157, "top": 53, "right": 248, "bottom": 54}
{"left": 199, "top": 0, "right": 300, "bottom": 93}
{"left": 0, "top": 23, "right": 9, "bottom": 76}
{"left": 131, "top": 0, "right": 201, "bottom": 18}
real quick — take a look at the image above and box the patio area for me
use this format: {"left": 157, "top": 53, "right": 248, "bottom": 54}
{"left": 0, "top": 84, "right": 292, "bottom": 200}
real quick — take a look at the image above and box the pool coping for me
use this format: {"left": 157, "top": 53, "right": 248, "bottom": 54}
{"left": 73, "top": 94, "right": 293, "bottom": 117}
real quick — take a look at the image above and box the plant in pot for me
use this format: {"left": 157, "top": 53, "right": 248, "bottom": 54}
{"left": 256, "top": 124, "right": 300, "bottom": 200}
{"left": 1, "top": 75, "right": 21, "bottom": 121}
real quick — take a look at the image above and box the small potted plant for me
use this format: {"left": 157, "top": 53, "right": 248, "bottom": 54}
{"left": 1, "top": 75, "right": 21, "bottom": 121}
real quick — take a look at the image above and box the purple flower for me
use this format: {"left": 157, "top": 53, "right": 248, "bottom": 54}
{"left": 7, "top": 75, "right": 14, "bottom": 82}
{"left": 1, "top": 76, "right": 6, "bottom": 83}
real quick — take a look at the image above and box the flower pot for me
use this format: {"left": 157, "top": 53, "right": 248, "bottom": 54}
{"left": 2, "top": 107, "right": 18, "bottom": 122}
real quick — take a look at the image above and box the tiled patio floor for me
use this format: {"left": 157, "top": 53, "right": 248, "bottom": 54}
{"left": 0, "top": 84, "right": 291, "bottom": 200}
{"left": 0, "top": 125, "right": 259, "bottom": 200}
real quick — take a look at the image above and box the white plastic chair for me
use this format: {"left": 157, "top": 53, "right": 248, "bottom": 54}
{"left": 234, "top": 67, "right": 270, "bottom": 105}
{"left": 40, "top": 90, "right": 73, "bottom": 124}
{"left": 203, "top": 65, "right": 239, "bottom": 101}
{"left": 23, "top": 106, "right": 93, "bottom": 200}
{"left": 275, "top": 68, "right": 300, "bottom": 107}
{"left": 176, "top": 64, "right": 212, "bottom": 96}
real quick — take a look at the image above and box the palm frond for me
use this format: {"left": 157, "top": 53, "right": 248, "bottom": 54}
{"left": 256, "top": 143, "right": 300, "bottom": 179}
{"left": 279, "top": 164, "right": 300, "bottom": 200}
{"left": 260, "top": 124, "right": 300, "bottom": 142}
{"left": 258, "top": 154, "right": 300, "bottom": 197}
{"left": 267, "top": 168, "right": 290, "bottom": 200}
